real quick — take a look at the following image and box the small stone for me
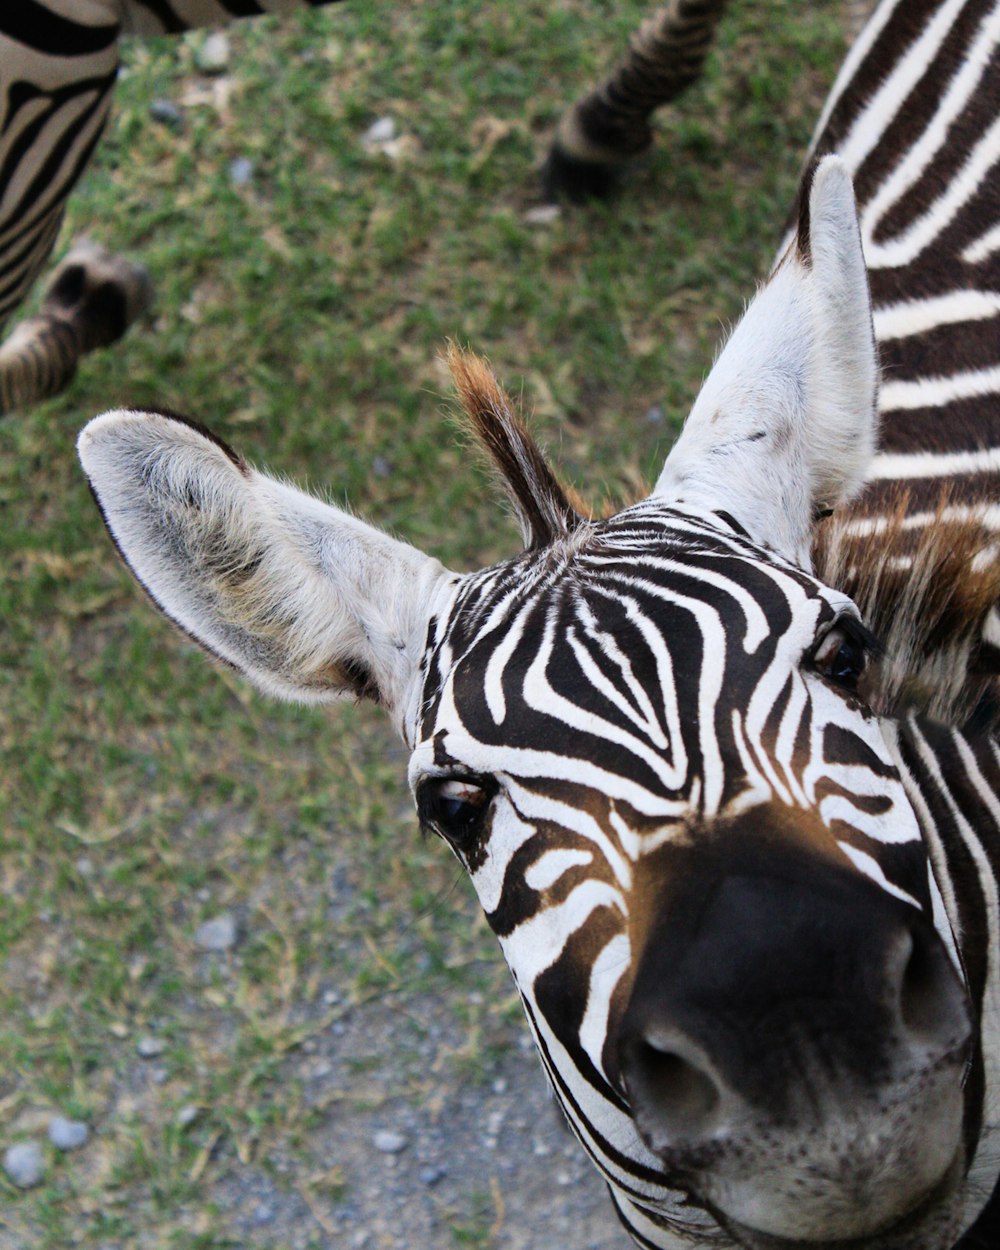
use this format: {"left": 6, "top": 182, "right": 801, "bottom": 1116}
{"left": 419, "top": 1165, "right": 446, "bottom": 1187}
{"left": 323, "top": 989, "right": 341, "bottom": 1006}
{"left": 151, "top": 1067, "right": 169, "bottom": 1085}
{"left": 194, "top": 913, "right": 236, "bottom": 951}
{"left": 491, "top": 1077, "right": 507, "bottom": 1095}
{"left": 4, "top": 1141, "right": 44, "bottom": 1189}
{"left": 136, "top": 1035, "right": 165, "bottom": 1059}
{"left": 372, "top": 456, "right": 391, "bottom": 479}
{"left": 363, "top": 117, "right": 396, "bottom": 147}
{"left": 524, "top": 204, "right": 561, "bottom": 226}
{"left": 252, "top": 1202, "right": 275, "bottom": 1226}
{"left": 228, "top": 157, "right": 254, "bottom": 186}
{"left": 149, "top": 99, "right": 183, "bottom": 129}
{"left": 532, "top": 1138, "right": 551, "bottom": 1157}
{"left": 48, "top": 1118, "right": 88, "bottom": 1151}
{"left": 177, "top": 1105, "right": 200, "bottom": 1129}
{"left": 196, "top": 31, "right": 230, "bottom": 73}
{"left": 645, "top": 405, "right": 665, "bottom": 425}
{"left": 373, "top": 1130, "right": 407, "bottom": 1155}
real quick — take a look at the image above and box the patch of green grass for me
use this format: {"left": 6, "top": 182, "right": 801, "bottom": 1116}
{"left": 0, "top": 1, "right": 847, "bottom": 1245}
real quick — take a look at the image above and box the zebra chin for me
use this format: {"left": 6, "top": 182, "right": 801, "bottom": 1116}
{"left": 652, "top": 1128, "right": 967, "bottom": 1249}
{"left": 710, "top": 1144, "right": 969, "bottom": 1250}
{"left": 613, "top": 811, "right": 973, "bottom": 1247}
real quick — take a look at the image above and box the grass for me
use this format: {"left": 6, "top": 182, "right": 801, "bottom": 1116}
{"left": 0, "top": 1, "right": 847, "bottom": 1246}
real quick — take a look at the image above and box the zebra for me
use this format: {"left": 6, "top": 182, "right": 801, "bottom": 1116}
{"left": 0, "top": 0, "right": 726, "bottom": 416}
{"left": 75, "top": 0, "right": 1000, "bottom": 1245}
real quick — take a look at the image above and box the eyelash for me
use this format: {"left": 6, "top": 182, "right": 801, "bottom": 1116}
{"left": 810, "top": 616, "right": 882, "bottom": 691}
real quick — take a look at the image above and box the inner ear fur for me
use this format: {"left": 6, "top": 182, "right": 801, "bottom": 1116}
{"left": 78, "top": 408, "right": 450, "bottom": 717}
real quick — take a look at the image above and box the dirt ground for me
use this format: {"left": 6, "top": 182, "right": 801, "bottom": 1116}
{"left": 210, "top": 994, "right": 631, "bottom": 1250}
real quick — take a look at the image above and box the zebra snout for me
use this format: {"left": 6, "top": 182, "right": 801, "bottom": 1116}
{"left": 617, "top": 846, "right": 971, "bottom": 1241}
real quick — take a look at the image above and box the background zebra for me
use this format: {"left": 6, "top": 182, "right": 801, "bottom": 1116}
{"left": 0, "top": 0, "right": 726, "bottom": 416}
{"left": 75, "top": 1, "right": 1000, "bottom": 1248}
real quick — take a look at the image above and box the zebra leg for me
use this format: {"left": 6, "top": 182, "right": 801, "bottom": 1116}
{"left": 0, "top": 243, "right": 152, "bottom": 416}
{"left": 544, "top": 0, "right": 728, "bottom": 200}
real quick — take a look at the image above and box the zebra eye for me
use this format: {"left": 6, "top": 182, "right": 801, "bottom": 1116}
{"left": 417, "top": 776, "right": 495, "bottom": 848}
{"left": 811, "top": 619, "right": 877, "bottom": 691}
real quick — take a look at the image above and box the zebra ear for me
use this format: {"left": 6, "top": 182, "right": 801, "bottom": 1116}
{"left": 77, "top": 410, "right": 451, "bottom": 725}
{"left": 652, "top": 156, "right": 877, "bottom": 567}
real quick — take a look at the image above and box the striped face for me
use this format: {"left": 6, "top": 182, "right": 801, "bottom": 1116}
{"left": 408, "top": 502, "right": 971, "bottom": 1249}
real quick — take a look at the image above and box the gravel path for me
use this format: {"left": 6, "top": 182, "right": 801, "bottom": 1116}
{"left": 210, "top": 995, "right": 631, "bottom": 1249}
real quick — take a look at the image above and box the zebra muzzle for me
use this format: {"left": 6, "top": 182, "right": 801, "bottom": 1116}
{"left": 617, "top": 833, "right": 971, "bottom": 1243}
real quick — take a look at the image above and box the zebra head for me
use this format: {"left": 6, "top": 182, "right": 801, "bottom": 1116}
{"left": 78, "top": 159, "right": 973, "bottom": 1250}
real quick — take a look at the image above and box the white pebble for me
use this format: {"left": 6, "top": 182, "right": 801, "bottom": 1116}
{"left": 136, "top": 1035, "right": 165, "bottom": 1059}
{"left": 4, "top": 1142, "right": 44, "bottom": 1188}
{"left": 363, "top": 116, "right": 396, "bottom": 147}
{"left": 196, "top": 32, "right": 230, "bottom": 73}
{"left": 524, "top": 204, "right": 562, "bottom": 226}
{"left": 48, "top": 1118, "right": 88, "bottom": 1151}
{"left": 229, "top": 157, "right": 254, "bottom": 186}
{"left": 373, "top": 1129, "right": 407, "bottom": 1154}
{"left": 195, "top": 913, "right": 236, "bottom": 951}
{"left": 177, "top": 1105, "right": 200, "bottom": 1128}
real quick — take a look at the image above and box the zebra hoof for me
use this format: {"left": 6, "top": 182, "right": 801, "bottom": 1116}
{"left": 541, "top": 143, "right": 625, "bottom": 202}
{"left": 43, "top": 242, "right": 153, "bottom": 353}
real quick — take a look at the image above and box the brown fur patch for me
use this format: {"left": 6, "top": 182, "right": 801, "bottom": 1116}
{"left": 814, "top": 486, "right": 1000, "bottom": 727}
{"left": 446, "top": 345, "right": 586, "bottom": 549}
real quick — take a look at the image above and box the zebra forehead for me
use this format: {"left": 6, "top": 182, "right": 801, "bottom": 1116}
{"left": 437, "top": 501, "right": 844, "bottom": 651}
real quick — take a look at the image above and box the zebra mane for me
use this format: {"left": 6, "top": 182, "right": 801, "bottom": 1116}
{"left": 446, "top": 346, "right": 588, "bottom": 550}
{"left": 814, "top": 490, "right": 1000, "bottom": 729}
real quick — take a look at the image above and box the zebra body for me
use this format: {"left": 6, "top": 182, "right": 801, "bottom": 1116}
{"left": 76, "top": 1, "right": 1000, "bottom": 1247}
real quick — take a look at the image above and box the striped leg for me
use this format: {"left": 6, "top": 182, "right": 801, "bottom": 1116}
{"left": 0, "top": 5, "right": 121, "bottom": 402}
{"left": 545, "top": 0, "right": 728, "bottom": 199}
{"left": 0, "top": 242, "right": 151, "bottom": 415}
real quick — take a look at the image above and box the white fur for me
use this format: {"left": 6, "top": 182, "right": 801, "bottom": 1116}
{"left": 652, "top": 157, "right": 878, "bottom": 568}
{"left": 77, "top": 410, "right": 451, "bottom": 732}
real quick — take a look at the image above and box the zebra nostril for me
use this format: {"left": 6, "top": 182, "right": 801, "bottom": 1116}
{"left": 896, "top": 926, "right": 971, "bottom": 1059}
{"left": 624, "top": 1036, "right": 724, "bottom": 1146}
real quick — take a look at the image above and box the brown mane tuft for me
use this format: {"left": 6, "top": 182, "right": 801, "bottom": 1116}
{"left": 814, "top": 487, "right": 1000, "bottom": 728}
{"left": 446, "top": 344, "right": 587, "bottom": 550}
